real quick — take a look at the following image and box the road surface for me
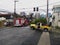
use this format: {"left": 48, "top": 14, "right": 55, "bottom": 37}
{"left": 0, "top": 26, "right": 42, "bottom": 45}
{"left": 38, "top": 32, "right": 50, "bottom": 45}
{"left": 0, "top": 26, "right": 56, "bottom": 45}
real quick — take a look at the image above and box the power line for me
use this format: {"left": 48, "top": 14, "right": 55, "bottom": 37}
{"left": 19, "top": 1, "right": 60, "bottom": 10}
{"left": 0, "top": 1, "right": 60, "bottom": 12}
{"left": 39, "top": 1, "right": 60, "bottom": 7}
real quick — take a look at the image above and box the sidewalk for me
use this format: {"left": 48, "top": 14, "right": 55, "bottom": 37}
{"left": 37, "top": 32, "right": 50, "bottom": 45}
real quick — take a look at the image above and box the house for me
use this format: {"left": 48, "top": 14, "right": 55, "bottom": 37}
{"left": 52, "top": 5, "right": 60, "bottom": 27}
{"left": 0, "top": 13, "right": 13, "bottom": 22}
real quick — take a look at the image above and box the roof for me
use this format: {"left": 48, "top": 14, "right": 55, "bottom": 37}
{"left": 53, "top": 5, "right": 60, "bottom": 8}
{"left": 0, "top": 14, "right": 11, "bottom": 16}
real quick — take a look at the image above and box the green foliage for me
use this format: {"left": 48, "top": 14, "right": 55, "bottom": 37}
{"left": 35, "top": 19, "right": 40, "bottom": 24}
{"left": 31, "top": 17, "right": 47, "bottom": 24}
{"left": 55, "top": 26, "right": 60, "bottom": 29}
{"left": 0, "top": 21, "right": 3, "bottom": 27}
{"left": 30, "top": 20, "right": 35, "bottom": 24}
{"left": 39, "top": 17, "right": 47, "bottom": 24}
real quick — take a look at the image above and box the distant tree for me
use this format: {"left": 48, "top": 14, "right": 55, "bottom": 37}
{"left": 31, "top": 17, "right": 47, "bottom": 24}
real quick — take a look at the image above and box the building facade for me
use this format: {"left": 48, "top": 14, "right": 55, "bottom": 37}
{"left": 35, "top": 12, "right": 40, "bottom": 19}
{"left": 52, "top": 5, "right": 60, "bottom": 27}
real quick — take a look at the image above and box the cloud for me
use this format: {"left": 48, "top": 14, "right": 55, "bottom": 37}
{"left": 0, "top": 0, "right": 60, "bottom": 13}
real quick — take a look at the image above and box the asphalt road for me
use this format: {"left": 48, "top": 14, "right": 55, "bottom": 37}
{"left": 50, "top": 31, "right": 60, "bottom": 45}
{"left": 0, "top": 26, "right": 42, "bottom": 45}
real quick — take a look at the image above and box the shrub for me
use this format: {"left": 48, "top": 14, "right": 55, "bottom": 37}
{"left": 30, "top": 17, "right": 47, "bottom": 24}
{"left": 55, "top": 26, "right": 60, "bottom": 29}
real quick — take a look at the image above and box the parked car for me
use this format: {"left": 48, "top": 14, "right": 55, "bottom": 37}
{"left": 30, "top": 23, "right": 52, "bottom": 32}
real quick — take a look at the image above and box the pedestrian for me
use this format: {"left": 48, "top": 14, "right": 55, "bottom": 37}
{"left": 49, "top": 16, "right": 52, "bottom": 26}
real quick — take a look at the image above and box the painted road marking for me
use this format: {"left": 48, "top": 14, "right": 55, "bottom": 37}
{"left": 38, "top": 32, "right": 50, "bottom": 45}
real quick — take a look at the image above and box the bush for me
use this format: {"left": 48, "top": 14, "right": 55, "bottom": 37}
{"left": 0, "top": 21, "right": 3, "bottom": 27}
{"left": 30, "top": 17, "right": 47, "bottom": 24}
{"left": 55, "top": 26, "right": 60, "bottom": 29}
{"left": 30, "top": 21, "right": 35, "bottom": 24}
{"left": 39, "top": 17, "right": 47, "bottom": 24}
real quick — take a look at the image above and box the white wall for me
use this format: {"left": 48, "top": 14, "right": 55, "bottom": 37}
{"left": 52, "top": 13, "right": 60, "bottom": 27}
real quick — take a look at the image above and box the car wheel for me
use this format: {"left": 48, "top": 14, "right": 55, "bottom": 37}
{"left": 31, "top": 27, "right": 35, "bottom": 30}
{"left": 44, "top": 28, "right": 48, "bottom": 32}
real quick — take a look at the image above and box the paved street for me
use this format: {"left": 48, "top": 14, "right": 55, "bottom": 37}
{"left": 0, "top": 26, "right": 60, "bottom": 45}
{"left": 50, "top": 30, "right": 60, "bottom": 45}
{"left": 0, "top": 26, "right": 42, "bottom": 45}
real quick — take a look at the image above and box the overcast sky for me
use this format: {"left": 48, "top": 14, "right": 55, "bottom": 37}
{"left": 0, "top": 0, "right": 60, "bottom": 13}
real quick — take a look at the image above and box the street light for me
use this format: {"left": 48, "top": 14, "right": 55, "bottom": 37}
{"left": 14, "top": 0, "right": 18, "bottom": 15}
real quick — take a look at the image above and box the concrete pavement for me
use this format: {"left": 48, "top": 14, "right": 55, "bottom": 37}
{"left": 38, "top": 32, "right": 50, "bottom": 45}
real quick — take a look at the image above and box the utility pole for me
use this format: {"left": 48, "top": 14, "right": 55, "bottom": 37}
{"left": 47, "top": 0, "right": 49, "bottom": 24}
{"left": 14, "top": 0, "right": 18, "bottom": 15}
